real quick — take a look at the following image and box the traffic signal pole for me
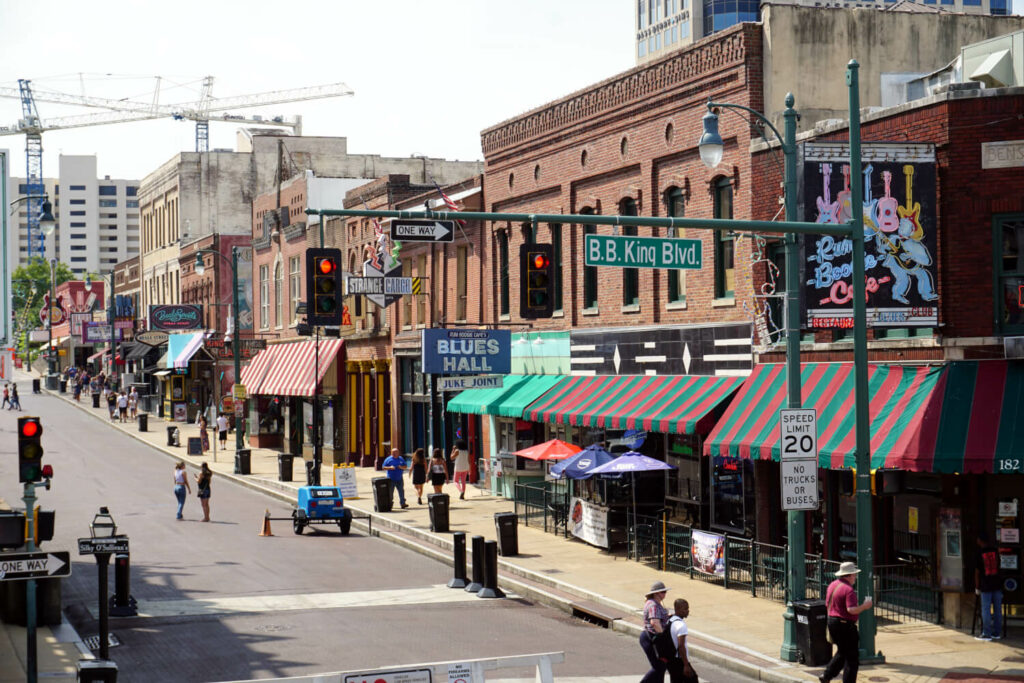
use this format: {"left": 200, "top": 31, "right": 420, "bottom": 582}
{"left": 22, "top": 481, "right": 38, "bottom": 683}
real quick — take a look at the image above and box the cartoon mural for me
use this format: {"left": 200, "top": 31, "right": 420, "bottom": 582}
{"left": 802, "top": 143, "right": 939, "bottom": 328}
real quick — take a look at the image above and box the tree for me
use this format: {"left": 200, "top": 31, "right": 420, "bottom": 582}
{"left": 11, "top": 259, "right": 76, "bottom": 327}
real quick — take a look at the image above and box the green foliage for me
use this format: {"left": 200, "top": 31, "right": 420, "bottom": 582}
{"left": 11, "top": 259, "right": 76, "bottom": 324}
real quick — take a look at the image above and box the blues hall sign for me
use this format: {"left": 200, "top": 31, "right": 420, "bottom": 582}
{"left": 421, "top": 329, "right": 511, "bottom": 375}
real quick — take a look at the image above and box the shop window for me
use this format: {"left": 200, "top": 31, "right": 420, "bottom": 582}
{"left": 666, "top": 434, "right": 702, "bottom": 504}
{"left": 665, "top": 187, "right": 686, "bottom": 304}
{"left": 711, "top": 455, "right": 755, "bottom": 537}
{"left": 993, "top": 214, "right": 1024, "bottom": 334}
{"left": 713, "top": 178, "right": 734, "bottom": 298}
{"left": 259, "top": 264, "right": 269, "bottom": 329}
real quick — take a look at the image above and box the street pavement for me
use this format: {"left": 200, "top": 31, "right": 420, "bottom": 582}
{"left": 3, "top": 368, "right": 1024, "bottom": 682}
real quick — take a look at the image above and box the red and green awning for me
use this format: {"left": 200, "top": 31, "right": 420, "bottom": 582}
{"left": 523, "top": 374, "right": 744, "bottom": 435}
{"left": 703, "top": 361, "right": 1024, "bottom": 474}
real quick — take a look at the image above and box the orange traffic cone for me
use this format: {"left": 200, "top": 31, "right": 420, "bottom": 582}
{"left": 259, "top": 509, "right": 273, "bottom": 537}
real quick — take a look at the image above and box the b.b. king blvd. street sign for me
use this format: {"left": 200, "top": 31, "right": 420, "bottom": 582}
{"left": 584, "top": 234, "right": 702, "bottom": 269}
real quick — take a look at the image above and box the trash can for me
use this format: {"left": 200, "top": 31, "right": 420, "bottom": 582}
{"left": 138, "top": 413, "right": 148, "bottom": 432}
{"left": 277, "top": 454, "right": 294, "bottom": 482}
{"left": 494, "top": 512, "right": 519, "bottom": 556}
{"left": 59, "top": 379, "right": 67, "bottom": 393}
{"left": 92, "top": 392, "right": 101, "bottom": 408}
{"left": 32, "top": 378, "right": 41, "bottom": 394}
{"left": 77, "top": 659, "right": 118, "bottom": 682}
{"left": 792, "top": 599, "right": 831, "bottom": 666}
{"left": 234, "top": 449, "right": 251, "bottom": 475}
{"left": 166, "top": 425, "right": 178, "bottom": 447}
{"left": 428, "top": 493, "right": 450, "bottom": 533}
{"left": 372, "top": 477, "right": 393, "bottom": 513}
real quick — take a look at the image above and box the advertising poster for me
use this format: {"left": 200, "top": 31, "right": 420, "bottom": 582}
{"left": 333, "top": 466, "right": 359, "bottom": 499}
{"left": 568, "top": 497, "right": 609, "bottom": 549}
{"left": 690, "top": 529, "right": 725, "bottom": 576}
{"left": 802, "top": 143, "right": 938, "bottom": 329}
{"left": 235, "top": 247, "right": 254, "bottom": 331}
{"left": 173, "top": 402, "right": 188, "bottom": 422}
{"left": 938, "top": 507, "right": 964, "bottom": 591}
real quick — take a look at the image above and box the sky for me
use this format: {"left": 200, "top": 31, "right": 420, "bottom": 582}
{"left": 2, "top": 0, "right": 1022, "bottom": 182}
{"left": 0, "top": 1, "right": 633, "bottom": 181}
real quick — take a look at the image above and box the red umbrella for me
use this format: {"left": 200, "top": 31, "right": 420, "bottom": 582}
{"left": 513, "top": 438, "right": 582, "bottom": 461}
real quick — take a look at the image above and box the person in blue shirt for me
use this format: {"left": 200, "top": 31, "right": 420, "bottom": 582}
{"left": 382, "top": 448, "right": 410, "bottom": 509}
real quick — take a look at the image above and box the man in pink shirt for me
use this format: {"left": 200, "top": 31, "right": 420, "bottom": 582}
{"left": 821, "top": 562, "right": 873, "bottom": 683}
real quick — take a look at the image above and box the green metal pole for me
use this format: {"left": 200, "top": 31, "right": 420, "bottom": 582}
{"left": 847, "top": 59, "right": 882, "bottom": 663}
{"left": 780, "top": 93, "right": 806, "bottom": 662}
{"left": 232, "top": 248, "right": 243, "bottom": 453}
{"left": 23, "top": 482, "right": 37, "bottom": 683}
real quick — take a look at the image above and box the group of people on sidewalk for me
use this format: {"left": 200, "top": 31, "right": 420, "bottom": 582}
{"left": 1, "top": 383, "right": 22, "bottom": 410}
{"left": 382, "top": 440, "right": 473, "bottom": 508}
{"left": 197, "top": 412, "right": 231, "bottom": 453}
{"left": 172, "top": 460, "right": 213, "bottom": 522}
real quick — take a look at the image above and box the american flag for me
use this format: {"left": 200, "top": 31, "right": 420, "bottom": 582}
{"left": 433, "top": 182, "right": 467, "bottom": 226}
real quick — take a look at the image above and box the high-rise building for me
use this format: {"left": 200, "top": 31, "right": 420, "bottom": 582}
{"left": 7, "top": 154, "right": 140, "bottom": 276}
{"left": 635, "top": 0, "right": 1011, "bottom": 64}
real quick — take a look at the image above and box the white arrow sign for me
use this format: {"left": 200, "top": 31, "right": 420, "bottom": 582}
{"left": 390, "top": 220, "right": 454, "bottom": 242}
{"left": 0, "top": 551, "right": 71, "bottom": 581}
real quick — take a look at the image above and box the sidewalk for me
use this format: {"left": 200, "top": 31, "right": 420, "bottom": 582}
{"left": 6, "top": 372, "right": 1024, "bottom": 682}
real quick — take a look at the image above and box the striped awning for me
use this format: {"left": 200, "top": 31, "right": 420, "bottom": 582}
{"left": 257, "top": 339, "right": 343, "bottom": 397}
{"left": 524, "top": 374, "right": 744, "bottom": 435}
{"left": 167, "top": 332, "right": 206, "bottom": 369}
{"left": 240, "top": 345, "right": 276, "bottom": 396}
{"left": 447, "top": 375, "right": 566, "bottom": 417}
{"left": 703, "top": 362, "right": 945, "bottom": 471}
{"left": 87, "top": 348, "right": 110, "bottom": 363}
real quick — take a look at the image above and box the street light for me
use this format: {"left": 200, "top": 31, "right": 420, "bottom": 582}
{"left": 193, "top": 248, "right": 246, "bottom": 462}
{"left": 5, "top": 195, "right": 54, "bottom": 349}
{"left": 44, "top": 256, "right": 59, "bottom": 390}
{"left": 85, "top": 272, "right": 118, "bottom": 389}
{"left": 89, "top": 507, "right": 116, "bottom": 661}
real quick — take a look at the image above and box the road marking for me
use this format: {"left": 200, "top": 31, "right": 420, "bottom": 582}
{"left": 88, "top": 585, "right": 498, "bottom": 619}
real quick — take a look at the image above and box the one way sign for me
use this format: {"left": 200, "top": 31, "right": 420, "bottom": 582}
{"left": 0, "top": 551, "right": 71, "bottom": 582}
{"left": 390, "top": 220, "right": 454, "bottom": 242}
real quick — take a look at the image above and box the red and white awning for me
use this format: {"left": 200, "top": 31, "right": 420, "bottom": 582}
{"left": 253, "top": 339, "right": 343, "bottom": 397}
{"left": 240, "top": 345, "right": 277, "bottom": 396}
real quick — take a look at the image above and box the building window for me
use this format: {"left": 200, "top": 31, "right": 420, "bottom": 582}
{"left": 99, "top": 199, "right": 117, "bottom": 208}
{"left": 713, "top": 178, "right": 735, "bottom": 298}
{"left": 126, "top": 200, "right": 138, "bottom": 208}
{"left": 127, "top": 186, "right": 138, "bottom": 196}
{"left": 995, "top": 214, "right": 1024, "bottom": 334}
{"left": 70, "top": 199, "right": 85, "bottom": 205}
{"left": 666, "top": 187, "right": 687, "bottom": 304}
{"left": 69, "top": 185, "right": 86, "bottom": 191}
{"left": 550, "top": 223, "right": 563, "bottom": 312}
{"left": 621, "top": 199, "right": 639, "bottom": 306}
{"left": 70, "top": 211, "right": 86, "bottom": 216}
{"left": 417, "top": 254, "right": 428, "bottom": 325}
{"left": 582, "top": 209, "right": 598, "bottom": 309}
{"left": 70, "top": 222, "right": 86, "bottom": 227}
{"left": 99, "top": 186, "right": 117, "bottom": 196}
{"left": 498, "top": 231, "right": 509, "bottom": 317}
{"left": 456, "top": 245, "right": 468, "bottom": 321}
{"left": 289, "top": 256, "right": 301, "bottom": 324}
{"left": 274, "top": 261, "right": 283, "bottom": 327}
{"left": 259, "top": 264, "right": 269, "bottom": 329}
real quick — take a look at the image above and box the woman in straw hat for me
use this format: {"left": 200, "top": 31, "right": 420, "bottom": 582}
{"left": 639, "top": 580, "right": 671, "bottom": 683}
{"left": 821, "top": 562, "right": 873, "bottom": 683}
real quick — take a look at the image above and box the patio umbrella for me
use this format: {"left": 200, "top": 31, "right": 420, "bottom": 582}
{"left": 550, "top": 443, "right": 615, "bottom": 479}
{"left": 588, "top": 451, "right": 676, "bottom": 558}
{"left": 513, "top": 438, "right": 582, "bottom": 461}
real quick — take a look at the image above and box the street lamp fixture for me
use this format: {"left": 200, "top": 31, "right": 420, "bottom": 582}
{"left": 90, "top": 507, "right": 117, "bottom": 538}
{"left": 87, "top": 506, "right": 118, "bottom": 662}
{"left": 194, "top": 253, "right": 206, "bottom": 276}
{"left": 37, "top": 200, "right": 56, "bottom": 236}
{"left": 697, "top": 108, "right": 725, "bottom": 169}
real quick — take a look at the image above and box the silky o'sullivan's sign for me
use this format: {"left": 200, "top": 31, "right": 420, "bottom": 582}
{"left": 149, "top": 304, "right": 203, "bottom": 331}
{"left": 585, "top": 234, "right": 702, "bottom": 269}
{"left": 421, "top": 329, "right": 511, "bottom": 375}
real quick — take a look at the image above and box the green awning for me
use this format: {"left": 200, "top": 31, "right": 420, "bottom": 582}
{"left": 447, "top": 375, "right": 567, "bottom": 418}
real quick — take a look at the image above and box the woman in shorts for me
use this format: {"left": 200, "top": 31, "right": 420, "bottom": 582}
{"left": 429, "top": 448, "right": 449, "bottom": 495}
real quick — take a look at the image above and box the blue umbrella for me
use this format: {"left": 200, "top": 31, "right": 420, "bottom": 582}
{"left": 550, "top": 443, "right": 615, "bottom": 480}
{"left": 588, "top": 451, "right": 676, "bottom": 558}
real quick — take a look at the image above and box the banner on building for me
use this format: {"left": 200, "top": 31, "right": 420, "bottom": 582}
{"left": 70, "top": 312, "right": 92, "bottom": 338}
{"left": 690, "top": 529, "right": 725, "bottom": 576}
{"left": 149, "top": 304, "right": 203, "bottom": 331}
{"left": 568, "top": 497, "right": 609, "bottom": 548}
{"left": 421, "top": 328, "right": 511, "bottom": 375}
{"left": 802, "top": 143, "right": 938, "bottom": 328}
{"left": 82, "top": 322, "right": 124, "bottom": 344}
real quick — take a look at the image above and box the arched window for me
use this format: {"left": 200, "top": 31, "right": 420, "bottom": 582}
{"left": 665, "top": 187, "right": 686, "bottom": 305}
{"left": 713, "top": 178, "right": 735, "bottom": 298}
{"left": 620, "top": 198, "right": 639, "bottom": 307}
{"left": 498, "top": 230, "right": 510, "bottom": 317}
{"left": 581, "top": 208, "right": 598, "bottom": 310}
{"left": 274, "top": 260, "right": 283, "bottom": 327}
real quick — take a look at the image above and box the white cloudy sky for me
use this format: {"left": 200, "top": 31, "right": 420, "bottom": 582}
{"left": 2, "top": 0, "right": 1021, "bottom": 182}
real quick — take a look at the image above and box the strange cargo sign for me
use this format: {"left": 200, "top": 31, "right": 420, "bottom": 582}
{"left": 421, "top": 329, "right": 511, "bottom": 375}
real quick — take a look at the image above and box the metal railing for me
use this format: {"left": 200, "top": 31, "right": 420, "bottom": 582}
{"left": 513, "top": 481, "right": 570, "bottom": 537}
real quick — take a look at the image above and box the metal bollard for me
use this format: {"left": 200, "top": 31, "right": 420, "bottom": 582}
{"left": 448, "top": 532, "right": 468, "bottom": 589}
{"left": 109, "top": 553, "right": 137, "bottom": 617}
{"left": 477, "top": 540, "right": 505, "bottom": 599}
{"left": 464, "top": 534, "right": 485, "bottom": 593}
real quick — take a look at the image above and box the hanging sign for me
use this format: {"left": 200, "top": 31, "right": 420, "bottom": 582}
{"left": 149, "top": 304, "right": 203, "bottom": 331}
{"left": 421, "top": 329, "right": 511, "bottom": 375}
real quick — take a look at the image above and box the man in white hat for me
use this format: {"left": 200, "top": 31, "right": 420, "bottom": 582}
{"left": 821, "top": 562, "right": 873, "bottom": 683}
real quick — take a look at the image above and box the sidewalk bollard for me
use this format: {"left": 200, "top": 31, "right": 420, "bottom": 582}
{"left": 448, "top": 531, "right": 468, "bottom": 589}
{"left": 477, "top": 540, "right": 505, "bottom": 599}
{"left": 110, "top": 553, "right": 137, "bottom": 617}
{"left": 465, "top": 534, "right": 485, "bottom": 593}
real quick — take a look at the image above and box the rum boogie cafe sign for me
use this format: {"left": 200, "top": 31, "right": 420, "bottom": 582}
{"left": 421, "top": 329, "right": 511, "bottom": 375}
{"left": 149, "top": 305, "right": 203, "bottom": 331}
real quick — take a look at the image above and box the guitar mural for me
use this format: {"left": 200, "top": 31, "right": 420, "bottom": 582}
{"left": 802, "top": 146, "right": 939, "bottom": 329}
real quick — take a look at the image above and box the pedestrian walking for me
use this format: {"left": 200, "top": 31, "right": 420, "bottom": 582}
{"left": 216, "top": 413, "right": 229, "bottom": 449}
{"left": 975, "top": 535, "right": 1003, "bottom": 641}
{"left": 429, "top": 448, "right": 449, "bottom": 494}
{"left": 173, "top": 461, "right": 191, "bottom": 520}
{"left": 410, "top": 448, "right": 427, "bottom": 504}
{"left": 199, "top": 414, "right": 210, "bottom": 453}
{"left": 666, "top": 599, "right": 698, "bottom": 683}
{"left": 2, "top": 384, "right": 9, "bottom": 409}
{"left": 9, "top": 385, "right": 21, "bottom": 411}
{"left": 106, "top": 390, "right": 117, "bottom": 419}
{"left": 382, "top": 448, "right": 409, "bottom": 509}
{"left": 117, "top": 391, "right": 129, "bottom": 423}
{"left": 195, "top": 462, "right": 212, "bottom": 522}
{"left": 128, "top": 387, "right": 138, "bottom": 419}
{"left": 73, "top": 376, "right": 83, "bottom": 401}
{"left": 639, "top": 581, "right": 671, "bottom": 683}
{"left": 450, "top": 439, "right": 471, "bottom": 500}
{"left": 821, "top": 562, "right": 873, "bottom": 683}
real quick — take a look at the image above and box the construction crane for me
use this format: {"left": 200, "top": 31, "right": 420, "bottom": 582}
{"left": 0, "top": 76, "right": 355, "bottom": 259}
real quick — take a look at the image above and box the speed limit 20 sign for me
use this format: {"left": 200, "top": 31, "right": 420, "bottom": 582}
{"left": 779, "top": 408, "right": 817, "bottom": 460}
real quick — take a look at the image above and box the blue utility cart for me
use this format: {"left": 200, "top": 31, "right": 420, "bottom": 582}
{"left": 293, "top": 486, "right": 353, "bottom": 535}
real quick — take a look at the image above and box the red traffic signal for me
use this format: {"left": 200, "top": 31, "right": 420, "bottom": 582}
{"left": 317, "top": 257, "right": 337, "bottom": 275}
{"left": 20, "top": 419, "right": 40, "bottom": 438}
{"left": 520, "top": 243, "right": 555, "bottom": 319}
{"left": 17, "top": 416, "right": 44, "bottom": 483}
{"left": 532, "top": 253, "right": 550, "bottom": 270}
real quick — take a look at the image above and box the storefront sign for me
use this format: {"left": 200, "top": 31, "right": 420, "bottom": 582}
{"left": 781, "top": 460, "right": 819, "bottom": 511}
{"left": 70, "top": 312, "right": 92, "bottom": 338}
{"left": 149, "top": 304, "right": 203, "bottom": 331}
{"left": 568, "top": 497, "right": 609, "bottom": 548}
{"left": 82, "top": 323, "right": 124, "bottom": 344}
{"left": 204, "top": 337, "right": 267, "bottom": 360}
{"left": 421, "top": 329, "right": 511, "bottom": 375}
{"left": 690, "top": 530, "right": 725, "bottom": 576}
{"left": 981, "top": 140, "right": 1024, "bottom": 169}
{"left": 437, "top": 376, "right": 503, "bottom": 392}
{"left": 136, "top": 330, "right": 169, "bottom": 346}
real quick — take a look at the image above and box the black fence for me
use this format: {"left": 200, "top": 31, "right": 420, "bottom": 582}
{"left": 513, "top": 480, "right": 570, "bottom": 537}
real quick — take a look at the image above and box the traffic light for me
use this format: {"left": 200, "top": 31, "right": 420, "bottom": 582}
{"left": 520, "top": 243, "right": 555, "bottom": 319}
{"left": 305, "top": 248, "right": 343, "bottom": 326}
{"left": 18, "top": 416, "right": 43, "bottom": 483}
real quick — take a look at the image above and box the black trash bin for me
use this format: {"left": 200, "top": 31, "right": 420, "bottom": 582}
{"left": 277, "top": 454, "right": 294, "bottom": 482}
{"left": 138, "top": 413, "right": 148, "bottom": 432}
{"left": 32, "top": 378, "right": 41, "bottom": 394}
{"left": 494, "top": 512, "right": 519, "bottom": 556}
{"left": 166, "top": 425, "right": 178, "bottom": 447}
{"left": 92, "top": 392, "right": 101, "bottom": 408}
{"left": 77, "top": 659, "right": 118, "bottom": 682}
{"left": 792, "top": 599, "right": 831, "bottom": 666}
{"left": 59, "top": 379, "right": 67, "bottom": 393}
{"left": 372, "top": 477, "right": 393, "bottom": 513}
{"left": 235, "top": 449, "right": 251, "bottom": 475}
{"left": 428, "top": 493, "right": 450, "bottom": 533}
